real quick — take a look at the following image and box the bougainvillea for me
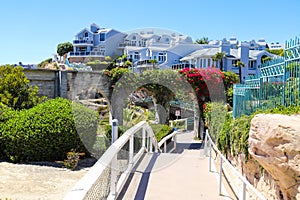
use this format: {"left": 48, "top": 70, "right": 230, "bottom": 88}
{"left": 179, "top": 67, "right": 225, "bottom": 108}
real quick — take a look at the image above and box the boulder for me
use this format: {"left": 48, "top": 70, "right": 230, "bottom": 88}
{"left": 249, "top": 114, "right": 300, "bottom": 200}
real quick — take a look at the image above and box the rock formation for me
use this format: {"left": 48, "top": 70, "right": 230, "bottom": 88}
{"left": 249, "top": 114, "right": 300, "bottom": 200}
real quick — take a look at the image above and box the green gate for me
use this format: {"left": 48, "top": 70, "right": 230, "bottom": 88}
{"left": 233, "top": 37, "right": 300, "bottom": 117}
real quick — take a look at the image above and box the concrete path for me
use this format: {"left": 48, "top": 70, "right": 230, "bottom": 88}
{"left": 118, "top": 131, "right": 234, "bottom": 200}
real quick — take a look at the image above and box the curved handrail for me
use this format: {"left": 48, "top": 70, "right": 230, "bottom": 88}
{"left": 205, "top": 130, "right": 266, "bottom": 200}
{"left": 64, "top": 121, "right": 159, "bottom": 200}
{"left": 158, "top": 130, "right": 178, "bottom": 153}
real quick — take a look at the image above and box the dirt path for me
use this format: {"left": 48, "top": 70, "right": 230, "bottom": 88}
{"left": 0, "top": 160, "right": 93, "bottom": 200}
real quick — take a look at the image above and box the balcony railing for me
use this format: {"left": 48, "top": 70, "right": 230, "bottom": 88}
{"left": 73, "top": 40, "right": 94, "bottom": 45}
{"left": 171, "top": 63, "right": 195, "bottom": 70}
{"left": 69, "top": 52, "right": 104, "bottom": 57}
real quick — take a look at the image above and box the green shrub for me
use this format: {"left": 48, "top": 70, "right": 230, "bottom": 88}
{"left": 0, "top": 65, "right": 46, "bottom": 110}
{"left": 150, "top": 124, "right": 173, "bottom": 142}
{"left": 103, "top": 125, "right": 129, "bottom": 143}
{"left": 63, "top": 149, "right": 85, "bottom": 170}
{"left": 0, "top": 98, "right": 98, "bottom": 162}
{"left": 216, "top": 105, "right": 300, "bottom": 162}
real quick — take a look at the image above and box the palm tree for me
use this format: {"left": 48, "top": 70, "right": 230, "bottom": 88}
{"left": 213, "top": 52, "right": 227, "bottom": 71}
{"left": 195, "top": 37, "right": 209, "bottom": 44}
{"left": 149, "top": 59, "right": 158, "bottom": 70}
{"left": 234, "top": 61, "right": 246, "bottom": 83}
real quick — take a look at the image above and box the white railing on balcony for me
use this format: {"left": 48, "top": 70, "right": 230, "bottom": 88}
{"left": 69, "top": 52, "right": 105, "bottom": 57}
{"left": 204, "top": 130, "right": 266, "bottom": 200}
{"left": 64, "top": 121, "right": 159, "bottom": 200}
{"left": 171, "top": 63, "right": 194, "bottom": 70}
{"left": 73, "top": 40, "right": 94, "bottom": 45}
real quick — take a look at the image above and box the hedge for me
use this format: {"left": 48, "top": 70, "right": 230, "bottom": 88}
{"left": 0, "top": 98, "right": 99, "bottom": 162}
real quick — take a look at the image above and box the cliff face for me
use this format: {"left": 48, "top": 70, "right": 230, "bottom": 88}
{"left": 249, "top": 114, "right": 300, "bottom": 200}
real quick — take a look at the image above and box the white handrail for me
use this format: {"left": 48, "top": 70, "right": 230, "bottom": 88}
{"left": 64, "top": 121, "right": 159, "bottom": 200}
{"left": 169, "top": 118, "right": 188, "bottom": 130}
{"left": 205, "top": 130, "right": 266, "bottom": 200}
{"left": 158, "top": 130, "right": 178, "bottom": 153}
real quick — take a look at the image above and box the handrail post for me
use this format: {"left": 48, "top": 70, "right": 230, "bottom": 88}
{"left": 110, "top": 119, "right": 118, "bottom": 199}
{"left": 164, "top": 141, "right": 167, "bottom": 153}
{"left": 150, "top": 134, "right": 153, "bottom": 153}
{"left": 209, "top": 141, "right": 212, "bottom": 172}
{"left": 204, "top": 129, "right": 208, "bottom": 156}
{"left": 129, "top": 134, "right": 134, "bottom": 165}
{"left": 142, "top": 127, "right": 146, "bottom": 149}
{"left": 242, "top": 182, "right": 246, "bottom": 200}
{"left": 185, "top": 118, "right": 188, "bottom": 130}
{"left": 219, "top": 156, "right": 223, "bottom": 195}
{"left": 174, "top": 134, "right": 177, "bottom": 151}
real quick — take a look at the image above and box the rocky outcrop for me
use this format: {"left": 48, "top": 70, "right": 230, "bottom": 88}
{"left": 249, "top": 114, "right": 300, "bottom": 200}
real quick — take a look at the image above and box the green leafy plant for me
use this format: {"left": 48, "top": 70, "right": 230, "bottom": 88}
{"left": 0, "top": 65, "right": 46, "bottom": 110}
{"left": 150, "top": 124, "right": 173, "bottom": 142}
{"left": 0, "top": 98, "right": 98, "bottom": 162}
{"left": 214, "top": 105, "right": 300, "bottom": 162}
{"left": 63, "top": 149, "right": 85, "bottom": 170}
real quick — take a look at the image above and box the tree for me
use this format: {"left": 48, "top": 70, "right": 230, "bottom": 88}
{"left": 213, "top": 52, "right": 227, "bottom": 71}
{"left": 266, "top": 48, "right": 284, "bottom": 57}
{"left": 195, "top": 37, "right": 209, "bottom": 44}
{"left": 149, "top": 59, "right": 158, "bottom": 69}
{"left": 234, "top": 61, "right": 246, "bottom": 83}
{"left": 262, "top": 56, "right": 272, "bottom": 63}
{"left": 0, "top": 65, "right": 45, "bottom": 110}
{"left": 57, "top": 42, "right": 73, "bottom": 57}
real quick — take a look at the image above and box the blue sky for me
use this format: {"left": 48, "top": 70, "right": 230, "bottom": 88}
{"left": 0, "top": 0, "right": 299, "bottom": 64}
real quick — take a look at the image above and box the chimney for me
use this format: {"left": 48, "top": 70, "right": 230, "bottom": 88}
{"left": 238, "top": 42, "right": 250, "bottom": 83}
{"left": 219, "top": 38, "right": 230, "bottom": 55}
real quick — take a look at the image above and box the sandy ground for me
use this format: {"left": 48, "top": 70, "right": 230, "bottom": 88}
{"left": 0, "top": 159, "right": 95, "bottom": 200}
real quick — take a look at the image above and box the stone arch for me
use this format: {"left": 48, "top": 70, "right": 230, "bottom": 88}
{"left": 110, "top": 70, "right": 199, "bottom": 130}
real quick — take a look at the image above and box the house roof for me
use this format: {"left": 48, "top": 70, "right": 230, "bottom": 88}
{"left": 75, "top": 28, "right": 92, "bottom": 36}
{"left": 180, "top": 47, "right": 219, "bottom": 61}
{"left": 180, "top": 48, "right": 277, "bottom": 61}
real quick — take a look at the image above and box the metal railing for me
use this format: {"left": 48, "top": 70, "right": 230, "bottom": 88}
{"left": 158, "top": 130, "right": 178, "bottom": 153}
{"left": 169, "top": 118, "right": 188, "bottom": 131}
{"left": 204, "top": 130, "right": 266, "bottom": 200}
{"left": 64, "top": 121, "right": 159, "bottom": 200}
{"left": 69, "top": 52, "right": 105, "bottom": 57}
{"left": 233, "top": 37, "right": 300, "bottom": 118}
{"left": 73, "top": 40, "right": 94, "bottom": 45}
{"left": 171, "top": 63, "right": 195, "bottom": 70}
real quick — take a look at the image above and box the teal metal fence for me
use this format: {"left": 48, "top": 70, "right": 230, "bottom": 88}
{"left": 233, "top": 37, "right": 300, "bottom": 117}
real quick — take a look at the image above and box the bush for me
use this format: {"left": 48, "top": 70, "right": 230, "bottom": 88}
{"left": 216, "top": 105, "right": 300, "bottom": 161}
{"left": 0, "top": 98, "right": 98, "bottom": 162}
{"left": 150, "top": 124, "right": 174, "bottom": 142}
{"left": 0, "top": 65, "right": 45, "bottom": 110}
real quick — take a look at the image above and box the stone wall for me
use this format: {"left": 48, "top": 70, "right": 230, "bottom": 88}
{"left": 24, "top": 69, "right": 60, "bottom": 98}
{"left": 24, "top": 69, "right": 110, "bottom": 101}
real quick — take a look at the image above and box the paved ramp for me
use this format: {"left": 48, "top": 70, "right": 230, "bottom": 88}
{"left": 118, "top": 131, "right": 232, "bottom": 200}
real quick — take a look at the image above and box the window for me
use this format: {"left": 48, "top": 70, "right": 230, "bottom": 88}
{"left": 134, "top": 52, "right": 140, "bottom": 60}
{"left": 99, "top": 46, "right": 105, "bottom": 56}
{"left": 207, "top": 58, "right": 211, "bottom": 67}
{"left": 100, "top": 33, "right": 105, "bottom": 41}
{"left": 249, "top": 60, "right": 256, "bottom": 69}
{"left": 84, "top": 32, "right": 88, "bottom": 38}
{"left": 79, "top": 47, "right": 87, "bottom": 52}
{"left": 131, "top": 40, "right": 137, "bottom": 46}
{"left": 132, "top": 36, "right": 136, "bottom": 40}
{"left": 158, "top": 52, "right": 166, "bottom": 62}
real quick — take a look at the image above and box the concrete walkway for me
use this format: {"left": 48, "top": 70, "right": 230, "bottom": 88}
{"left": 118, "top": 131, "right": 234, "bottom": 200}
